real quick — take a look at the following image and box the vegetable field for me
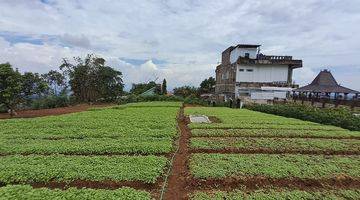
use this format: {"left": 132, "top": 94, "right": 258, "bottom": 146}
{"left": 1, "top": 103, "right": 359, "bottom": 199}
{"left": 0, "top": 101, "right": 182, "bottom": 199}
{"left": 185, "top": 107, "right": 360, "bottom": 199}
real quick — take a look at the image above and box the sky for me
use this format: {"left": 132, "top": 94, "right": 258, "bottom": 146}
{"left": 0, "top": 0, "right": 359, "bottom": 91}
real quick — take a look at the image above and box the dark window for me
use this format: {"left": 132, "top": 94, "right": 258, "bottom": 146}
{"left": 245, "top": 53, "right": 250, "bottom": 58}
{"left": 246, "top": 69, "right": 253, "bottom": 72}
{"left": 239, "top": 69, "right": 245, "bottom": 72}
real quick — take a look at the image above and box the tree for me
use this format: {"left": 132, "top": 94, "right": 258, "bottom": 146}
{"left": 60, "top": 54, "right": 123, "bottom": 102}
{"left": 199, "top": 77, "right": 216, "bottom": 94}
{"left": 162, "top": 79, "right": 167, "bottom": 95}
{"left": 42, "top": 70, "right": 66, "bottom": 95}
{"left": 173, "top": 86, "right": 199, "bottom": 98}
{"left": 0, "top": 63, "right": 23, "bottom": 117}
{"left": 22, "top": 72, "right": 49, "bottom": 100}
{"left": 97, "top": 66, "right": 124, "bottom": 101}
{"left": 130, "top": 81, "right": 160, "bottom": 95}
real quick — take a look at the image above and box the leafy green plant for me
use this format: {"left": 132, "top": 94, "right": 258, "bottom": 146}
{"left": 191, "top": 129, "right": 360, "bottom": 139}
{"left": 185, "top": 107, "right": 345, "bottom": 131}
{"left": 190, "top": 189, "right": 360, "bottom": 200}
{"left": 0, "top": 155, "right": 168, "bottom": 183}
{"left": 190, "top": 137, "right": 360, "bottom": 152}
{"left": 0, "top": 137, "right": 173, "bottom": 155}
{"left": 190, "top": 153, "right": 360, "bottom": 179}
{"left": 0, "top": 185, "right": 151, "bottom": 200}
{"left": 246, "top": 103, "right": 360, "bottom": 131}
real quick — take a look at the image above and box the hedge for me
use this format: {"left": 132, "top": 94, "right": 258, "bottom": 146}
{"left": 246, "top": 103, "right": 360, "bottom": 131}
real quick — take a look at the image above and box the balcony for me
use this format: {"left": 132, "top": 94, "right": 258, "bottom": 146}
{"left": 237, "top": 54, "right": 302, "bottom": 68}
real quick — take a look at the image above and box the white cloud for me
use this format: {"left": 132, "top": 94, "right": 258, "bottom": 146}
{"left": 0, "top": 0, "right": 360, "bottom": 91}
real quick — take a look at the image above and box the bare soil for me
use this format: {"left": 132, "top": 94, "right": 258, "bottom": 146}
{"left": 163, "top": 106, "right": 191, "bottom": 200}
{"left": 0, "top": 104, "right": 114, "bottom": 119}
{"left": 190, "top": 148, "right": 360, "bottom": 156}
{"left": 208, "top": 116, "right": 221, "bottom": 123}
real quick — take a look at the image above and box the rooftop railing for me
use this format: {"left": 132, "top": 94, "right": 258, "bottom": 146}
{"left": 257, "top": 54, "right": 293, "bottom": 60}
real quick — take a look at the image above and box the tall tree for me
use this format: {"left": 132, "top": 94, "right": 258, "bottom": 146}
{"left": 162, "top": 79, "right": 167, "bottom": 95}
{"left": 22, "top": 72, "right": 49, "bottom": 99}
{"left": 42, "top": 70, "right": 66, "bottom": 95}
{"left": 0, "top": 63, "right": 23, "bottom": 117}
{"left": 60, "top": 54, "right": 123, "bottom": 102}
{"left": 199, "top": 77, "right": 216, "bottom": 94}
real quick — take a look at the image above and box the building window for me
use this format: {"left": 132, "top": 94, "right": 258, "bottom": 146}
{"left": 239, "top": 69, "right": 245, "bottom": 72}
{"left": 246, "top": 69, "right": 253, "bottom": 72}
{"left": 245, "top": 53, "right": 250, "bottom": 58}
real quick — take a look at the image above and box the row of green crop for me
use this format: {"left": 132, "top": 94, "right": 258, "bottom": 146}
{"left": 190, "top": 137, "right": 360, "bottom": 152}
{"left": 0, "top": 106, "right": 179, "bottom": 140}
{"left": 185, "top": 107, "right": 347, "bottom": 131}
{"left": 190, "top": 129, "right": 360, "bottom": 138}
{"left": 0, "top": 155, "right": 168, "bottom": 184}
{"left": 246, "top": 103, "right": 360, "bottom": 131}
{"left": 0, "top": 137, "right": 173, "bottom": 155}
{"left": 191, "top": 189, "right": 360, "bottom": 200}
{"left": 188, "top": 123, "right": 344, "bottom": 131}
{"left": 185, "top": 107, "right": 319, "bottom": 125}
{"left": 0, "top": 185, "right": 151, "bottom": 200}
{"left": 190, "top": 153, "right": 360, "bottom": 179}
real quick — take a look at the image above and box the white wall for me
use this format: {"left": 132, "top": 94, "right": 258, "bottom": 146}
{"left": 230, "top": 47, "right": 258, "bottom": 63}
{"left": 236, "top": 64, "right": 288, "bottom": 83}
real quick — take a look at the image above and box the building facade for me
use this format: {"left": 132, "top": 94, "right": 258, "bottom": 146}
{"left": 215, "top": 44, "right": 302, "bottom": 102}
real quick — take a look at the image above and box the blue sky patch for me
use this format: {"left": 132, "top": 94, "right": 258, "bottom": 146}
{"left": 121, "top": 58, "right": 167, "bottom": 66}
{"left": 0, "top": 32, "right": 44, "bottom": 45}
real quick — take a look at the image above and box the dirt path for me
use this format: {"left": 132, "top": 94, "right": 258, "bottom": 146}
{"left": 164, "top": 106, "right": 191, "bottom": 200}
{"left": 0, "top": 104, "right": 114, "bottom": 119}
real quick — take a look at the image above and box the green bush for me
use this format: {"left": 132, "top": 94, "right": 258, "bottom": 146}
{"left": 117, "top": 94, "right": 184, "bottom": 104}
{"left": 246, "top": 103, "right": 360, "bottom": 131}
{"left": 0, "top": 104, "right": 7, "bottom": 113}
{"left": 184, "top": 95, "right": 209, "bottom": 106}
{"left": 31, "top": 95, "right": 70, "bottom": 110}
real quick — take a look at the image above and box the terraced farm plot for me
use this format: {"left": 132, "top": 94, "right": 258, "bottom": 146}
{"left": 190, "top": 137, "right": 360, "bottom": 154}
{"left": 186, "top": 107, "right": 345, "bottom": 131}
{"left": 0, "top": 104, "right": 180, "bottom": 139}
{"left": 191, "top": 189, "right": 360, "bottom": 200}
{"left": 191, "top": 128, "right": 360, "bottom": 138}
{"left": 184, "top": 106, "right": 360, "bottom": 199}
{"left": 0, "top": 185, "right": 151, "bottom": 200}
{"left": 0, "top": 155, "right": 168, "bottom": 183}
{"left": 190, "top": 153, "right": 360, "bottom": 179}
{"left": 0, "top": 137, "right": 173, "bottom": 155}
{"left": 0, "top": 101, "right": 182, "bottom": 199}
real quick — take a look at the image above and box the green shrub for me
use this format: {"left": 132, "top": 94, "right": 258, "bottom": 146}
{"left": 246, "top": 103, "right": 360, "bottom": 131}
{"left": 31, "top": 95, "right": 70, "bottom": 110}
{"left": 0, "top": 104, "right": 7, "bottom": 113}
{"left": 184, "top": 95, "right": 209, "bottom": 106}
{"left": 117, "top": 94, "right": 184, "bottom": 104}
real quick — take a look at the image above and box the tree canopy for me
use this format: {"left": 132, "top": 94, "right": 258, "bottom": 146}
{"left": 60, "top": 54, "right": 124, "bottom": 102}
{"left": 173, "top": 86, "right": 198, "bottom": 98}
{"left": 162, "top": 79, "right": 167, "bottom": 95}
{"left": 199, "top": 77, "right": 215, "bottom": 94}
{"left": 0, "top": 63, "right": 23, "bottom": 116}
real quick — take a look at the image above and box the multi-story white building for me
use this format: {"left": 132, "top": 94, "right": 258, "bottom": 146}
{"left": 215, "top": 44, "right": 302, "bottom": 102}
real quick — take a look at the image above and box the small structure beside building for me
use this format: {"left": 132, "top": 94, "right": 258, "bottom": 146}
{"left": 294, "top": 69, "right": 359, "bottom": 99}
{"left": 215, "top": 44, "right": 302, "bottom": 103}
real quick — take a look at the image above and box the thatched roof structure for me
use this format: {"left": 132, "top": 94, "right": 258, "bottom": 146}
{"left": 295, "top": 70, "right": 359, "bottom": 94}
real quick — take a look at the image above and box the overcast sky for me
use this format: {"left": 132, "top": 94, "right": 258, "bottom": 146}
{"left": 0, "top": 0, "right": 359, "bottom": 91}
